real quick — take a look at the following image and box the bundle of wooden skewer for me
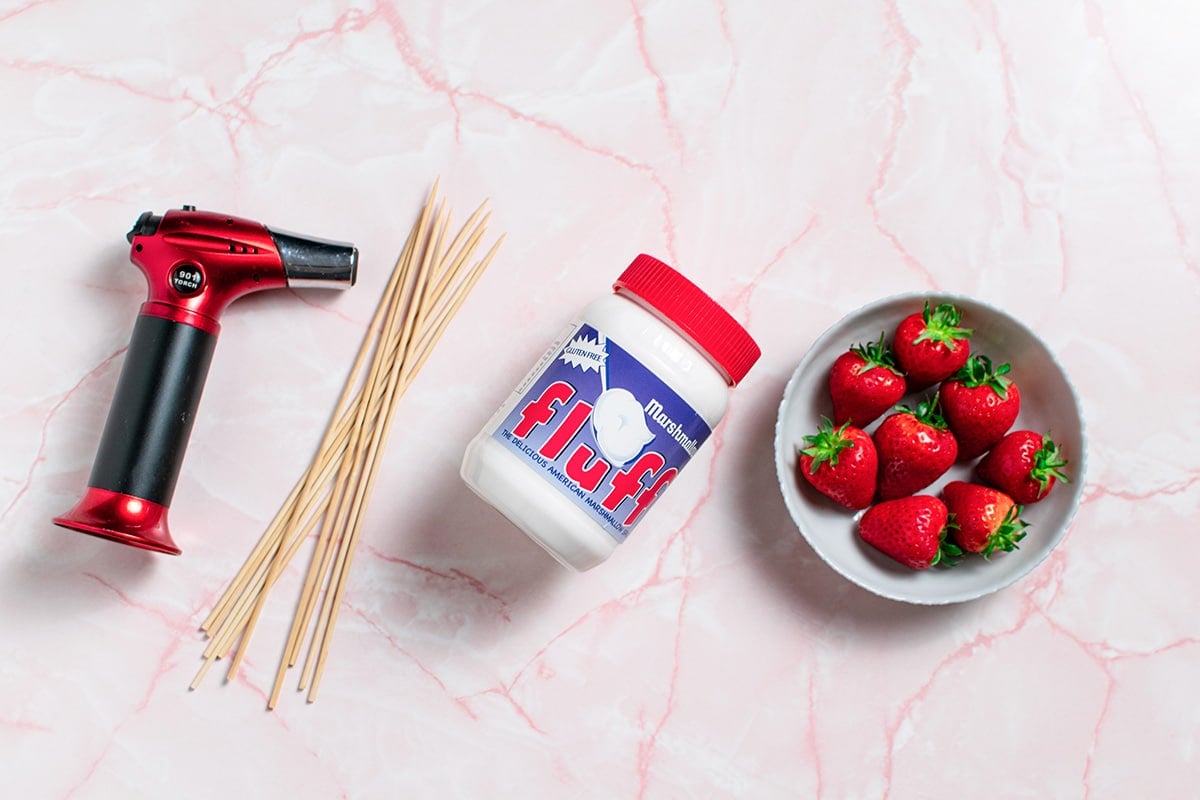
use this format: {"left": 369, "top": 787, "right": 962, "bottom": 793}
{"left": 191, "top": 182, "right": 502, "bottom": 708}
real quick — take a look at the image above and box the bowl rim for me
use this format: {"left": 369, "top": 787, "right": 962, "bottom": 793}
{"left": 772, "top": 291, "right": 1089, "bottom": 604}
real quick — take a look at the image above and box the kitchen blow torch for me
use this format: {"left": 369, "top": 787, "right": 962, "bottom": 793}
{"left": 54, "top": 206, "right": 358, "bottom": 555}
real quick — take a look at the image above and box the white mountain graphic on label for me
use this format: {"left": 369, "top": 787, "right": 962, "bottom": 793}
{"left": 592, "top": 388, "right": 654, "bottom": 465}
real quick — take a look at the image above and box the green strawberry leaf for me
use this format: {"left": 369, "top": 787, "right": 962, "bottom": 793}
{"left": 849, "top": 332, "right": 903, "bottom": 376}
{"left": 949, "top": 354, "right": 1013, "bottom": 399}
{"left": 1031, "top": 436, "right": 1070, "bottom": 490}
{"left": 799, "top": 417, "right": 857, "bottom": 473}
{"left": 896, "top": 392, "right": 949, "bottom": 430}
{"left": 913, "top": 301, "right": 974, "bottom": 351}
{"left": 933, "top": 521, "right": 962, "bottom": 568}
{"left": 980, "top": 504, "right": 1029, "bottom": 559}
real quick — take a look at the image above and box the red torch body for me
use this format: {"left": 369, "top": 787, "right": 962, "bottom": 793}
{"left": 54, "top": 206, "right": 357, "bottom": 555}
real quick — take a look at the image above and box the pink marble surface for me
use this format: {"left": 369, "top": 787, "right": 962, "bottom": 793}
{"left": 2, "top": 1, "right": 1198, "bottom": 797}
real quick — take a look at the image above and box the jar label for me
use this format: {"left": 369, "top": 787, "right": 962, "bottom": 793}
{"left": 492, "top": 322, "right": 712, "bottom": 542}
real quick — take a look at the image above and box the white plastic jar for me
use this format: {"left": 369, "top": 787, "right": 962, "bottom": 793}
{"left": 461, "top": 254, "right": 760, "bottom": 570}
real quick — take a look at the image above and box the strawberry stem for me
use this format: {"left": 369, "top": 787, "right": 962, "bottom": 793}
{"left": 950, "top": 354, "right": 1012, "bottom": 399}
{"left": 799, "top": 417, "right": 858, "bottom": 472}
{"left": 933, "top": 520, "right": 963, "bottom": 568}
{"left": 912, "top": 301, "right": 974, "bottom": 351}
{"left": 981, "top": 505, "right": 1029, "bottom": 559}
{"left": 849, "top": 332, "right": 903, "bottom": 376}
{"left": 896, "top": 392, "right": 949, "bottom": 430}
{"left": 1031, "top": 436, "right": 1070, "bottom": 490}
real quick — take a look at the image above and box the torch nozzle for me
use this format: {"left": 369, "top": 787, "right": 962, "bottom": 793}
{"left": 268, "top": 227, "right": 358, "bottom": 289}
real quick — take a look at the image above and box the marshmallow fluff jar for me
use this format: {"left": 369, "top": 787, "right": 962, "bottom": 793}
{"left": 461, "top": 255, "right": 760, "bottom": 570}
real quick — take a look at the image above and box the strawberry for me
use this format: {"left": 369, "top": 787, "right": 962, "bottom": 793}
{"left": 893, "top": 301, "right": 973, "bottom": 389}
{"left": 829, "top": 332, "right": 908, "bottom": 428}
{"left": 977, "top": 430, "right": 1069, "bottom": 504}
{"left": 941, "top": 354, "right": 1022, "bottom": 460}
{"left": 797, "top": 418, "right": 878, "bottom": 510}
{"left": 873, "top": 394, "right": 959, "bottom": 500}
{"left": 858, "top": 495, "right": 960, "bottom": 570}
{"left": 941, "top": 481, "right": 1028, "bottom": 557}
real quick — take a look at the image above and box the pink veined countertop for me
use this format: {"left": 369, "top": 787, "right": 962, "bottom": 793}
{"left": 2, "top": 1, "right": 1197, "bottom": 798}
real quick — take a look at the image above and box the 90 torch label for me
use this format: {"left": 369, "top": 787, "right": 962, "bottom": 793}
{"left": 170, "top": 264, "right": 204, "bottom": 295}
{"left": 493, "top": 323, "right": 711, "bottom": 542}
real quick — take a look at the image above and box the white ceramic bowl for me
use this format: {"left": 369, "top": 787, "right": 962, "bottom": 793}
{"left": 774, "top": 293, "right": 1087, "bottom": 604}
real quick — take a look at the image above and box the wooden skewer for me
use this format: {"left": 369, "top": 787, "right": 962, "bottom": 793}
{"left": 202, "top": 303, "right": 407, "bottom": 641}
{"left": 194, "top": 182, "right": 502, "bottom": 708}
{"left": 226, "top": 203, "right": 434, "bottom": 662}
{"left": 199, "top": 452, "right": 339, "bottom": 662}
{"left": 293, "top": 198, "right": 442, "bottom": 694}
{"left": 200, "top": 476, "right": 299, "bottom": 634}
{"left": 207, "top": 189, "right": 434, "bottom": 687}
{"left": 201, "top": 416, "right": 349, "bottom": 641}
{"left": 422, "top": 218, "right": 491, "bottom": 328}
{"left": 303, "top": 238, "right": 500, "bottom": 701}
{"left": 290, "top": 214, "right": 496, "bottom": 700}
{"left": 203, "top": 483, "right": 336, "bottom": 675}
{"left": 409, "top": 236, "right": 504, "bottom": 374}
{"left": 305, "top": 241, "right": 503, "bottom": 702}
{"left": 269, "top": 201, "right": 434, "bottom": 706}
{"left": 200, "top": 490, "right": 332, "bottom": 665}
{"left": 289, "top": 197, "right": 430, "bottom": 537}
{"left": 299, "top": 204, "right": 448, "bottom": 693}
{"left": 200, "top": 183, "right": 435, "bottom": 640}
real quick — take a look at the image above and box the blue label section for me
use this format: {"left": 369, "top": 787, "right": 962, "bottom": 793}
{"left": 493, "top": 323, "right": 711, "bottom": 542}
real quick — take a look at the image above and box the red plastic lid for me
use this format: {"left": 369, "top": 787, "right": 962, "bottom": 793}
{"left": 613, "top": 254, "right": 761, "bottom": 385}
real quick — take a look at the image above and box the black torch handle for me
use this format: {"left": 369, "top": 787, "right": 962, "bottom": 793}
{"left": 88, "top": 314, "right": 217, "bottom": 506}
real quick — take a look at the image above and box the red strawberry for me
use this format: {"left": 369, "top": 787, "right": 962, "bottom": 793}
{"left": 941, "top": 481, "right": 1028, "bottom": 557}
{"left": 797, "top": 418, "right": 878, "bottom": 510}
{"left": 829, "top": 332, "right": 908, "bottom": 428}
{"left": 894, "top": 301, "right": 973, "bottom": 389}
{"left": 977, "top": 430, "right": 1069, "bottom": 504}
{"left": 873, "top": 394, "right": 959, "bottom": 499}
{"left": 858, "top": 495, "right": 960, "bottom": 570}
{"left": 941, "top": 354, "right": 1022, "bottom": 460}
